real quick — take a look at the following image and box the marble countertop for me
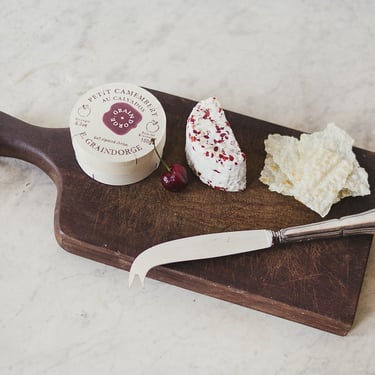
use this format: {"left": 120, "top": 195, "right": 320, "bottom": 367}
{"left": 1, "top": 1, "right": 375, "bottom": 374}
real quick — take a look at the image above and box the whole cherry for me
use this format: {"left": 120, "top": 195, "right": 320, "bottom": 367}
{"left": 152, "top": 139, "right": 189, "bottom": 192}
{"left": 161, "top": 163, "right": 189, "bottom": 192}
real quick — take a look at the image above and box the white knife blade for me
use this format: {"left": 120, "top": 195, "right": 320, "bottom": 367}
{"left": 129, "top": 230, "right": 273, "bottom": 287}
{"left": 128, "top": 209, "right": 375, "bottom": 287}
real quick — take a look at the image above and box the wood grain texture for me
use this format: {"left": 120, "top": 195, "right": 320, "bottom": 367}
{"left": 1, "top": 89, "right": 374, "bottom": 335}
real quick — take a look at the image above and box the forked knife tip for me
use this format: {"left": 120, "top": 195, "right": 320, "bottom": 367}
{"left": 128, "top": 272, "right": 145, "bottom": 288}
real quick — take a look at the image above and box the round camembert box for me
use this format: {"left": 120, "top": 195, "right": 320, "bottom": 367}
{"left": 69, "top": 83, "right": 167, "bottom": 185}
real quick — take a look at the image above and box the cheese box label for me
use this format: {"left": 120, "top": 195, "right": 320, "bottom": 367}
{"left": 70, "top": 83, "right": 166, "bottom": 163}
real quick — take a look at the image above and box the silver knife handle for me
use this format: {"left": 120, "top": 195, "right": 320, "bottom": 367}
{"left": 274, "top": 208, "right": 375, "bottom": 244}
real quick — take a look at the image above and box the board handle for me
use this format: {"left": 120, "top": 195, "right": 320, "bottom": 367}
{"left": 275, "top": 208, "right": 375, "bottom": 243}
{"left": 0, "top": 111, "right": 70, "bottom": 183}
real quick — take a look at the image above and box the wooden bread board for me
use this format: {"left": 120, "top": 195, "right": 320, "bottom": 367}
{"left": 1, "top": 89, "right": 374, "bottom": 335}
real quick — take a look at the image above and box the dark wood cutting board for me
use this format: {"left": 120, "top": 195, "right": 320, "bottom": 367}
{"left": 1, "top": 89, "right": 374, "bottom": 335}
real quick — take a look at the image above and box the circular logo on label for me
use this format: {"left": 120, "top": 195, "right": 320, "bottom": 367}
{"left": 102, "top": 102, "right": 143, "bottom": 136}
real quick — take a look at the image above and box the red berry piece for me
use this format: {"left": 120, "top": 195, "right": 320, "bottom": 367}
{"left": 152, "top": 139, "right": 189, "bottom": 192}
{"left": 161, "top": 163, "right": 189, "bottom": 192}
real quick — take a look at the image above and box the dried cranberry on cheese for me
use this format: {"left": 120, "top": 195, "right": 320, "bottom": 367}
{"left": 185, "top": 97, "right": 246, "bottom": 191}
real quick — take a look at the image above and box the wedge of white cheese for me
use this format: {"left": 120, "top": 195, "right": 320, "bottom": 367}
{"left": 260, "top": 123, "right": 371, "bottom": 217}
{"left": 185, "top": 97, "right": 246, "bottom": 192}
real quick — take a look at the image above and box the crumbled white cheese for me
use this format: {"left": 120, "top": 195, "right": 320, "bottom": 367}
{"left": 260, "top": 123, "right": 370, "bottom": 217}
{"left": 185, "top": 97, "right": 246, "bottom": 192}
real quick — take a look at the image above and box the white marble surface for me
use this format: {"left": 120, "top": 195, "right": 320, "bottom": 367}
{"left": 1, "top": 1, "right": 375, "bottom": 374}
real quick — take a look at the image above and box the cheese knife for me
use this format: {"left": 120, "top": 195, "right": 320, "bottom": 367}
{"left": 129, "top": 208, "right": 375, "bottom": 287}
